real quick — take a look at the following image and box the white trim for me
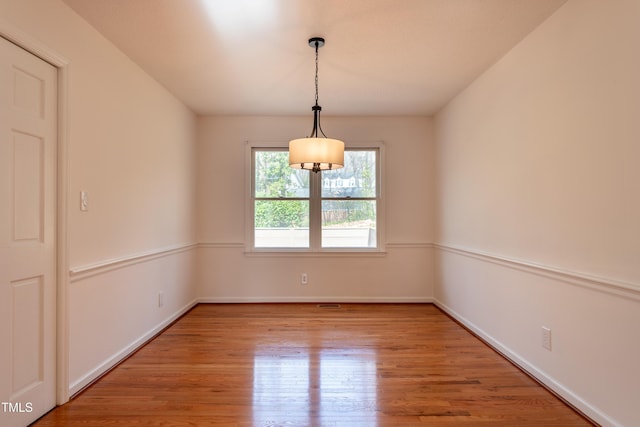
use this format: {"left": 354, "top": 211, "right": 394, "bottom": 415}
{"left": 244, "top": 140, "right": 254, "bottom": 252}
{"left": 69, "top": 243, "right": 198, "bottom": 282}
{"left": 0, "top": 19, "right": 70, "bottom": 67}
{"left": 0, "top": 21, "right": 72, "bottom": 405}
{"left": 199, "top": 242, "right": 431, "bottom": 249}
{"left": 244, "top": 249, "right": 387, "bottom": 257}
{"left": 197, "top": 241, "right": 431, "bottom": 256}
{"left": 198, "top": 296, "right": 433, "bottom": 304}
{"left": 434, "top": 299, "right": 616, "bottom": 427}
{"left": 68, "top": 298, "right": 198, "bottom": 396}
{"left": 200, "top": 241, "right": 388, "bottom": 257}
{"left": 435, "top": 243, "right": 640, "bottom": 301}
{"left": 55, "top": 60, "right": 71, "bottom": 407}
{"left": 198, "top": 242, "right": 245, "bottom": 249}
{"left": 386, "top": 242, "right": 433, "bottom": 249}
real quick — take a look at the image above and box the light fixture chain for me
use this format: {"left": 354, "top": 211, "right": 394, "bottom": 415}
{"left": 289, "top": 37, "right": 343, "bottom": 174}
{"left": 314, "top": 41, "right": 319, "bottom": 106}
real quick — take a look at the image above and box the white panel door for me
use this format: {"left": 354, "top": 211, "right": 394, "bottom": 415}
{"left": 0, "top": 36, "right": 57, "bottom": 427}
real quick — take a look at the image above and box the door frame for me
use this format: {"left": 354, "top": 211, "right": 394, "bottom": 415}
{"left": 1, "top": 20, "right": 71, "bottom": 405}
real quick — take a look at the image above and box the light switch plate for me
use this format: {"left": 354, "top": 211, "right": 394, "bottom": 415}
{"left": 80, "top": 191, "right": 88, "bottom": 211}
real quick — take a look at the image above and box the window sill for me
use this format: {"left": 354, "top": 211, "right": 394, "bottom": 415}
{"left": 244, "top": 248, "right": 387, "bottom": 257}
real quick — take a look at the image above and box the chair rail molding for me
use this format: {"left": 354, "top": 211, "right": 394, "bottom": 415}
{"left": 434, "top": 243, "right": 640, "bottom": 301}
{"left": 69, "top": 243, "right": 198, "bottom": 282}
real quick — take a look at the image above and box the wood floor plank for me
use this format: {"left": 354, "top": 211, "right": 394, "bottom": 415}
{"left": 33, "top": 304, "right": 594, "bottom": 426}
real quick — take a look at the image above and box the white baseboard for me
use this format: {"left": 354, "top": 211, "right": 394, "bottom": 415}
{"left": 69, "top": 298, "right": 198, "bottom": 396}
{"left": 434, "top": 299, "right": 616, "bottom": 427}
{"left": 197, "top": 296, "right": 433, "bottom": 304}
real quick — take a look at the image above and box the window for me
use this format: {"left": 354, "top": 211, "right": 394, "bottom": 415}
{"left": 321, "top": 150, "right": 377, "bottom": 248}
{"left": 248, "top": 142, "right": 383, "bottom": 251}
{"left": 253, "top": 150, "right": 309, "bottom": 248}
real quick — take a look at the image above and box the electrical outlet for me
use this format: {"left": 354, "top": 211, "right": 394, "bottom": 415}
{"left": 158, "top": 291, "right": 164, "bottom": 308}
{"left": 542, "top": 326, "right": 552, "bottom": 351}
{"left": 301, "top": 273, "right": 308, "bottom": 285}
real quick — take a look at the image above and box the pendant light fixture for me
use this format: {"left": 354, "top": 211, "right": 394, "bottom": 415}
{"left": 289, "top": 37, "right": 344, "bottom": 173}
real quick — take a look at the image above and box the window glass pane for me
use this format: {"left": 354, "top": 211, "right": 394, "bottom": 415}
{"left": 255, "top": 200, "right": 309, "bottom": 247}
{"left": 322, "top": 150, "right": 376, "bottom": 198}
{"left": 322, "top": 200, "right": 376, "bottom": 248}
{"left": 255, "top": 151, "right": 309, "bottom": 198}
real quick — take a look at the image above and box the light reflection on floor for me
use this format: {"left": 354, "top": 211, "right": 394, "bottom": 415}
{"left": 252, "top": 345, "right": 377, "bottom": 426}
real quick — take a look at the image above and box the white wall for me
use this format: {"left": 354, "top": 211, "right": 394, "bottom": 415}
{"left": 434, "top": 1, "right": 640, "bottom": 426}
{"left": 197, "top": 116, "right": 435, "bottom": 301}
{"left": 7, "top": 1, "right": 635, "bottom": 424}
{"left": 1, "top": 0, "right": 199, "bottom": 395}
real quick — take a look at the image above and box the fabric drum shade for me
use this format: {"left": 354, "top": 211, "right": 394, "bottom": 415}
{"left": 289, "top": 137, "right": 344, "bottom": 171}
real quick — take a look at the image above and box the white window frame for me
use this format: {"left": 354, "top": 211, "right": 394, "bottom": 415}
{"left": 245, "top": 140, "right": 386, "bottom": 254}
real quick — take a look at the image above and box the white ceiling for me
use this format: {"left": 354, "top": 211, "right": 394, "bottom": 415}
{"left": 62, "top": 0, "right": 567, "bottom": 116}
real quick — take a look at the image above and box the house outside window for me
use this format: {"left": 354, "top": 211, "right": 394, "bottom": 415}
{"left": 247, "top": 141, "right": 384, "bottom": 252}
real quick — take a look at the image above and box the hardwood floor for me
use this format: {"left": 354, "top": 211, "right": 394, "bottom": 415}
{"left": 34, "top": 304, "right": 593, "bottom": 426}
